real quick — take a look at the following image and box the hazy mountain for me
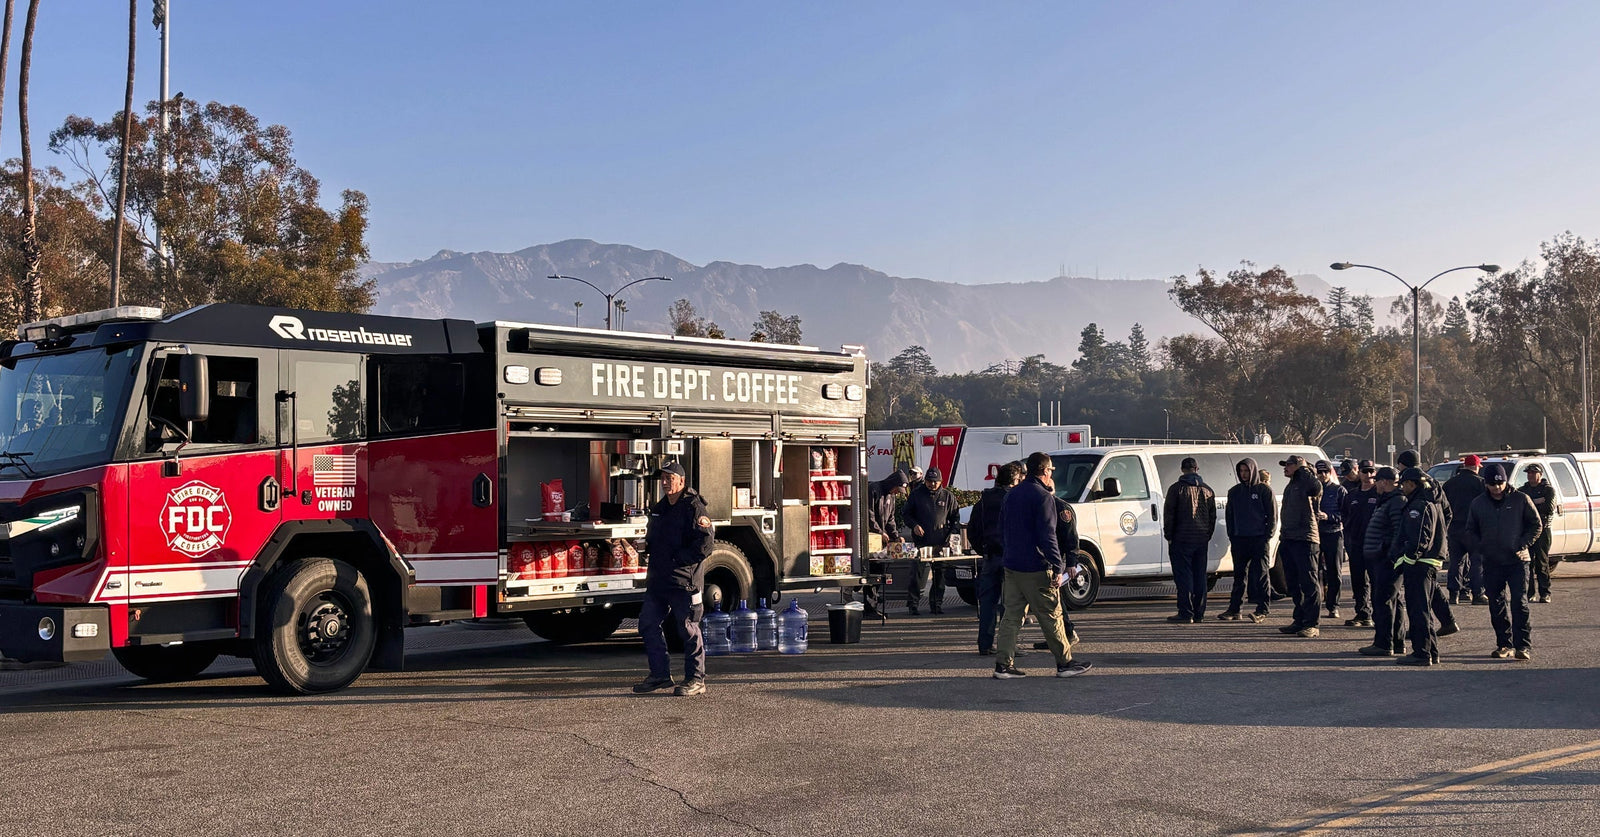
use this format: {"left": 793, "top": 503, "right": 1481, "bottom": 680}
{"left": 362, "top": 239, "right": 1373, "bottom": 372}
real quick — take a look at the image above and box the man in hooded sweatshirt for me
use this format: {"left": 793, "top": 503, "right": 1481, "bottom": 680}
{"left": 1467, "top": 463, "right": 1541, "bottom": 659}
{"left": 1162, "top": 457, "right": 1217, "bottom": 623}
{"left": 1278, "top": 455, "right": 1323, "bottom": 637}
{"left": 1220, "top": 457, "right": 1276, "bottom": 622}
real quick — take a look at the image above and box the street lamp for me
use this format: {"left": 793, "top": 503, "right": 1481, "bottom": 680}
{"left": 1331, "top": 261, "right": 1498, "bottom": 456}
{"left": 547, "top": 274, "right": 672, "bottom": 330}
{"left": 573, "top": 300, "right": 582, "bottom": 326}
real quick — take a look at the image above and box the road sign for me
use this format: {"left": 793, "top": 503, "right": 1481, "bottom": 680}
{"left": 1404, "top": 414, "right": 1432, "bottom": 447}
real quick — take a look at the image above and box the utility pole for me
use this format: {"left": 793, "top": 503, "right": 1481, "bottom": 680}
{"left": 153, "top": 0, "right": 171, "bottom": 300}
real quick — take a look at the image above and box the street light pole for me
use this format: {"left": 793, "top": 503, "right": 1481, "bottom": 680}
{"left": 548, "top": 275, "right": 671, "bottom": 330}
{"left": 573, "top": 300, "right": 582, "bottom": 326}
{"left": 1332, "top": 261, "right": 1499, "bottom": 457}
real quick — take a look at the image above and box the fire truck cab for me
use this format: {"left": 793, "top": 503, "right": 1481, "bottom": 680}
{"left": 0, "top": 305, "right": 868, "bottom": 693}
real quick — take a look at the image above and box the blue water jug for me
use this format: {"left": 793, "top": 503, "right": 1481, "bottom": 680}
{"left": 778, "top": 598, "right": 809, "bottom": 655}
{"left": 702, "top": 602, "right": 732, "bottom": 656}
{"left": 756, "top": 597, "right": 779, "bottom": 651}
{"left": 731, "top": 599, "right": 758, "bottom": 653}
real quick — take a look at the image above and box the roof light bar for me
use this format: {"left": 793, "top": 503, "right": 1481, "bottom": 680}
{"left": 17, "top": 306, "right": 163, "bottom": 340}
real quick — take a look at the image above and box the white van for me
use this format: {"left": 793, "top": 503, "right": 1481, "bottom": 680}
{"left": 1039, "top": 443, "right": 1328, "bottom": 609}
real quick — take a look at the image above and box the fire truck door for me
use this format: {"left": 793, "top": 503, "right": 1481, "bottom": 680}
{"left": 127, "top": 349, "right": 282, "bottom": 621}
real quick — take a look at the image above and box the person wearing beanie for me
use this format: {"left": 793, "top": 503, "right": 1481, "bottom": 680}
{"left": 1466, "top": 464, "right": 1541, "bottom": 659}
{"left": 1392, "top": 467, "right": 1446, "bottom": 666}
{"left": 903, "top": 465, "right": 957, "bottom": 614}
{"left": 970, "top": 462, "right": 1021, "bottom": 653}
{"left": 1395, "top": 449, "right": 1460, "bottom": 629}
{"left": 863, "top": 469, "right": 910, "bottom": 616}
{"left": 1443, "top": 455, "right": 1489, "bottom": 605}
{"left": 1277, "top": 455, "right": 1323, "bottom": 637}
{"left": 1518, "top": 463, "right": 1558, "bottom": 603}
{"left": 1359, "top": 467, "right": 1408, "bottom": 656}
{"left": 1314, "top": 460, "right": 1348, "bottom": 621}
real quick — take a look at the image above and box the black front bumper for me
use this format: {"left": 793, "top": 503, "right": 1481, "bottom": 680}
{"left": 0, "top": 602, "right": 110, "bottom": 662}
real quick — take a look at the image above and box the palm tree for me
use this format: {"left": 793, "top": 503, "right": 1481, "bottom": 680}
{"left": 0, "top": 0, "right": 17, "bottom": 155}
{"left": 17, "top": 0, "right": 40, "bottom": 321}
{"left": 111, "top": 0, "right": 138, "bottom": 306}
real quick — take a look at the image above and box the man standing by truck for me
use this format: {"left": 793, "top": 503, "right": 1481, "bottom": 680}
{"left": 1443, "top": 455, "right": 1488, "bottom": 605}
{"left": 1278, "top": 455, "right": 1323, "bottom": 637}
{"left": 633, "top": 462, "right": 714, "bottom": 697}
{"left": 1519, "top": 463, "right": 1558, "bottom": 603}
{"left": 969, "top": 463, "right": 1020, "bottom": 653}
{"left": 904, "top": 466, "right": 957, "bottom": 615}
{"left": 864, "top": 470, "right": 909, "bottom": 617}
{"left": 1162, "top": 457, "right": 1217, "bottom": 624}
{"left": 1220, "top": 458, "right": 1275, "bottom": 623}
{"left": 1468, "top": 464, "right": 1542, "bottom": 660}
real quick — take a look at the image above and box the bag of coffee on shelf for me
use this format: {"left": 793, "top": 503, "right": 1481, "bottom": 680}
{"left": 541, "top": 479, "right": 565, "bottom": 521}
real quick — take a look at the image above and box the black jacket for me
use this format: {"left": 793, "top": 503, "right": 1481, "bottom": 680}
{"left": 1225, "top": 458, "right": 1276, "bottom": 539}
{"left": 645, "top": 488, "right": 713, "bottom": 590}
{"left": 904, "top": 483, "right": 958, "bottom": 548}
{"left": 969, "top": 485, "right": 1010, "bottom": 557}
{"left": 1280, "top": 468, "right": 1323, "bottom": 544}
{"left": 1520, "top": 481, "right": 1557, "bottom": 525}
{"left": 867, "top": 477, "right": 902, "bottom": 542}
{"left": 1363, "top": 489, "right": 1404, "bottom": 562}
{"left": 1054, "top": 496, "right": 1081, "bottom": 565}
{"left": 1001, "top": 477, "right": 1062, "bottom": 575}
{"left": 1394, "top": 489, "right": 1445, "bottom": 564}
{"left": 1442, "top": 469, "right": 1486, "bottom": 536}
{"left": 1163, "top": 472, "right": 1217, "bottom": 543}
{"left": 1467, "top": 490, "right": 1542, "bottom": 566}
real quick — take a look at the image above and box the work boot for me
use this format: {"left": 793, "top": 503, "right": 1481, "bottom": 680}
{"left": 1166, "top": 614, "right": 1192, "bottom": 623}
{"left": 1513, "top": 648, "right": 1533, "bottom": 661}
{"left": 1357, "top": 645, "right": 1393, "bottom": 657}
{"left": 631, "top": 676, "right": 676, "bottom": 694}
{"left": 1217, "top": 610, "right": 1242, "bottom": 621}
{"left": 1396, "top": 655, "right": 1432, "bottom": 667}
{"left": 1491, "top": 647, "right": 1512, "bottom": 659}
{"left": 1278, "top": 623, "right": 1304, "bottom": 634}
{"left": 1471, "top": 594, "right": 1489, "bottom": 606}
{"left": 1248, "top": 611, "right": 1268, "bottom": 623}
{"left": 1539, "top": 593, "right": 1552, "bottom": 603}
{"left": 1295, "top": 626, "right": 1320, "bottom": 638}
{"left": 1345, "top": 617, "right": 1373, "bottom": 628}
{"left": 673, "top": 678, "right": 706, "bottom": 696}
{"left": 1327, "top": 607, "right": 1341, "bottom": 620}
{"left": 1437, "top": 621, "right": 1460, "bottom": 637}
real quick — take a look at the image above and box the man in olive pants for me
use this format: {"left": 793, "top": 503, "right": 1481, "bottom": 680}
{"left": 992, "top": 452, "right": 1093, "bottom": 679}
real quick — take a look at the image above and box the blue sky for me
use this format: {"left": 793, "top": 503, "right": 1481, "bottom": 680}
{"left": 13, "top": 1, "right": 1600, "bottom": 301}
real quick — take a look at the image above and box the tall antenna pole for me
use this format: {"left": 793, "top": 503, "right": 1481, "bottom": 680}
{"left": 154, "top": 0, "right": 171, "bottom": 297}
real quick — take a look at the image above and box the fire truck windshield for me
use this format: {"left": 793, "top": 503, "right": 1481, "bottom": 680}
{"left": 0, "top": 347, "right": 139, "bottom": 477}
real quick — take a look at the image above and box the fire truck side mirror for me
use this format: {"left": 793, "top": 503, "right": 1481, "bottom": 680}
{"left": 178, "top": 354, "right": 211, "bottom": 423}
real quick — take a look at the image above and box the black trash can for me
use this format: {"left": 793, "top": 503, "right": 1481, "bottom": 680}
{"left": 826, "top": 604, "right": 863, "bottom": 644}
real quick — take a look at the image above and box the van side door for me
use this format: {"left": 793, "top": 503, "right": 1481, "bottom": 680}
{"left": 1090, "top": 453, "right": 1162, "bottom": 576}
{"left": 1544, "top": 458, "right": 1589, "bottom": 556}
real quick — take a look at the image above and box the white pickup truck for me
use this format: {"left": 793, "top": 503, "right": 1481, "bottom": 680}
{"left": 1428, "top": 451, "right": 1600, "bottom": 564}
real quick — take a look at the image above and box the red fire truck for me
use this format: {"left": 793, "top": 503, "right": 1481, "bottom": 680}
{"left": 0, "top": 305, "right": 868, "bottom": 693}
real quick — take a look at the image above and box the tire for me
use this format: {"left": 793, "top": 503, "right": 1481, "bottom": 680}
{"left": 251, "top": 558, "right": 376, "bottom": 695}
{"left": 523, "top": 608, "right": 626, "bottom": 644}
{"left": 1206, "top": 573, "right": 1220, "bottom": 592}
{"left": 955, "top": 583, "right": 978, "bottom": 607}
{"left": 1063, "top": 557, "right": 1101, "bottom": 611}
{"left": 700, "top": 540, "right": 756, "bottom": 614}
{"left": 112, "top": 642, "right": 221, "bottom": 682}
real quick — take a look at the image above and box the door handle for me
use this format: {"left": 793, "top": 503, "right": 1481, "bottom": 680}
{"left": 1151, "top": 503, "right": 1159, "bottom": 522}
{"left": 473, "top": 473, "right": 494, "bottom": 508}
{"left": 259, "top": 476, "right": 281, "bottom": 512}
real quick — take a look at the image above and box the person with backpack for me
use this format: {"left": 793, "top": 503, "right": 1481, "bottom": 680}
{"left": 969, "top": 462, "right": 1021, "bottom": 654}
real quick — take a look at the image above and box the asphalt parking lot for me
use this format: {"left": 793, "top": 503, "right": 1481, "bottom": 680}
{"left": 3, "top": 565, "right": 1598, "bottom": 837}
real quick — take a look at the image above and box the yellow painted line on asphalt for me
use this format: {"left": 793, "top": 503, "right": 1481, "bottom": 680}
{"left": 1245, "top": 738, "right": 1600, "bottom": 835}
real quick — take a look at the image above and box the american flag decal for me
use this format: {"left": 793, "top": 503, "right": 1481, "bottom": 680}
{"left": 312, "top": 454, "right": 358, "bottom": 486}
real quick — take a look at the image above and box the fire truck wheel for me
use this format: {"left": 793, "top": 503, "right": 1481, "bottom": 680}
{"left": 112, "top": 642, "right": 221, "bottom": 682}
{"left": 701, "top": 541, "right": 755, "bottom": 614}
{"left": 522, "top": 608, "right": 625, "bottom": 645}
{"left": 252, "top": 558, "right": 376, "bottom": 695}
{"left": 955, "top": 584, "right": 978, "bottom": 607}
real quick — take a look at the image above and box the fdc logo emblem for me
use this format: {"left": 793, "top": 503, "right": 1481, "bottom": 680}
{"left": 160, "top": 480, "right": 232, "bottom": 557}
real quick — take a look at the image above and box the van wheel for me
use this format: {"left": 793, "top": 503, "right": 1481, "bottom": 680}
{"left": 701, "top": 541, "right": 755, "bottom": 614}
{"left": 523, "top": 608, "right": 625, "bottom": 644}
{"left": 955, "top": 584, "right": 978, "bottom": 607}
{"left": 1063, "top": 559, "right": 1101, "bottom": 611}
{"left": 112, "top": 642, "right": 221, "bottom": 682}
{"left": 251, "top": 558, "right": 376, "bottom": 695}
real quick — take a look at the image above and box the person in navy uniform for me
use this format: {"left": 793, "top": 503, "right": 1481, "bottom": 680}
{"left": 633, "top": 461, "right": 714, "bottom": 697}
{"left": 1519, "top": 463, "right": 1558, "bottom": 603}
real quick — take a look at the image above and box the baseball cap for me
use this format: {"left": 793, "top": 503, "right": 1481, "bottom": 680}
{"left": 1398, "top": 467, "right": 1425, "bottom": 485}
{"left": 1338, "top": 460, "right": 1357, "bottom": 475}
{"left": 909, "top": 466, "right": 923, "bottom": 478}
{"left": 1463, "top": 454, "right": 1483, "bottom": 468}
{"left": 1524, "top": 462, "right": 1544, "bottom": 474}
{"left": 1484, "top": 464, "right": 1507, "bottom": 484}
{"left": 1315, "top": 459, "right": 1332, "bottom": 473}
{"left": 657, "top": 462, "right": 686, "bottom": 478}
{"left": 1374, "top": 466, "right": 1398, "bottom": 482}
{"left": 1359, "top": 459, "right": 1377, "bottom": 472}
{"left": 1279, "top": 454, "right": 1306, "bottom": 467}
{"left": 925, "top": 466, "right": 943, "bottom": 481}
